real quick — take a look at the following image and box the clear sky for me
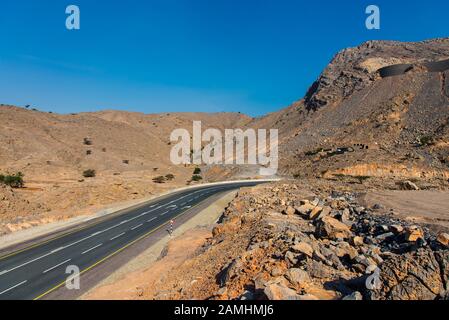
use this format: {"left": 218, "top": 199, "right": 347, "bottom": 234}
{"left": 0, "top": 0, "right": 448, "bottom": 116}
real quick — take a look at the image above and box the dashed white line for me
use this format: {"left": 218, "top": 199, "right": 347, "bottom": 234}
{"left": 0, "top": 280, "right": 27, "bottom": 295}
{"left": 81, "top": 244, "right": 102, "bottom": 255}
{"left": 131, "top": 224, "right": 143, "bottom": 230}
{"left": 43, "top": 259, "right": 71, "bottom": 274}
{"left": 160, "top": 211, "right": 169, "bottom": 216}
{"left": 147, "top": 217, "right": 157, "bottom": 223}
{"left": 110, "top": 232, "right": 126, "bottom": 241}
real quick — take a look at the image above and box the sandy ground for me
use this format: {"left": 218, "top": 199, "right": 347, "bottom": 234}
{"left": 361, "top": 190, "right": 449, "bottom": 233}
{"left": 81, "top": 190, "right": 237, "bottom": 300}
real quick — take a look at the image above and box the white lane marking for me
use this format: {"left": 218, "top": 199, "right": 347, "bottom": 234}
{"left": 182, "top": 206, "right": 191, "bottom": 209}
{"left": 110, "top": 232, "right": 126, "bottom": 241}
{"left": 0, "top": 280, "right": 27, "bottom": 295}
{"left": 147, "top": 217, "right": 157, "bottom": 223}
{"left": 1, "top": 250, "right": 54, "bottom": 275}
{"left": 160, "top": 211, "right": 169, "bottom": 216}
{"left": 167, "top": 205, "right": 177, "bottom": 209}
{"left": 51, "top": 247, "right": 64, "bottom": 254}
{"left": 131, "top": 224, "right": 143, "bottom": 231}
{"left": 0, "top": 189, "right": 221, "bottom": 276}
{"left": 43, "top": 259, "right": 71, "bottom": 274}
{"left": 81, "top": 244, "right": 102, "bottom": 255}
{"left": 180, "top": 202, "right": 186, "bottom": 206}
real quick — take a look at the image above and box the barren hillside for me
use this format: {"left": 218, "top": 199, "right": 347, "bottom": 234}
{"left": 0, "top": 106, "right": 251, "bottom": 234}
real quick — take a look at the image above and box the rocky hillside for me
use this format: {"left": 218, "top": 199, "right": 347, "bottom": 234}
{"left": 250, "top": 38, "right": 449, "bottom": 183}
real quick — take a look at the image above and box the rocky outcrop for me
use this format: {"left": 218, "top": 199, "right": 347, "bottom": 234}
{"left": 304, "top": 38, "right": 449, "bottom": 111}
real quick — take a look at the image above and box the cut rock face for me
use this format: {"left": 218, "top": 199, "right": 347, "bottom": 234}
{"left": 369, "top": 249, "right": 444, "bottom": 300}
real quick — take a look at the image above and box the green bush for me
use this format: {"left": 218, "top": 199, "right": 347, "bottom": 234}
{"left": 153, "top": 176, "right": 166, "bottom": 184}
{"left": 193, "top": 167, "right": 201, "bottom": 175}
{"left": 191, "top": 175, "right": 203, "bottom": 182}
{"left": 419, "top": 135, "right": 434, "bottom": 146}
{"left": 165, "top": 174, "right": 175, "bottom": 181}
{"left": 83, "top": 169, "right": 96, "bottom": 178}
{"left": 355, "top": 176, "right": 371, "bottom": 184}
{"left": 0, "top": 172, "right": 24, "bottom": 188}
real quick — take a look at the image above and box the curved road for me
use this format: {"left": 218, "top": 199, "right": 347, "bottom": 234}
{"left": 0, "top": 181, "right": 266, "bottom": 300}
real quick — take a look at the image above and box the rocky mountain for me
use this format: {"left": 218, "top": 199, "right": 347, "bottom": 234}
{"left": 251, "top": 38, "right": 449, "bottom": 184}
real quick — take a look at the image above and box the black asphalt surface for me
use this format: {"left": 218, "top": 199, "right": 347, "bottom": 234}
{"left": 0, "top": 181, "right": 263, "bottom": 300}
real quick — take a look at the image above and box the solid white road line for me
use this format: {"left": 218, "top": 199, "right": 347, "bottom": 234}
{"left": 0, "top": 280, "right": 27, "bottom": 295}
{"left": 81, "top": 244, "right": 102, "bottom": 255}
{"left": 131, "top": 224, "right": 143, "bottom": 231}
{"left": 43, "top": 259, "right": 71, "bottom": 274}
{"left": 1, "top": 251, "right": 54, "bottom": 275}
{"left": 110, "top": 232, "right": 126, "bottom": 241}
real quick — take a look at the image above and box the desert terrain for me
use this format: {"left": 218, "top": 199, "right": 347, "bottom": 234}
{"left": 1, "top": 38, "right": 449, "bottom": 300}
{"left": 0, "top": 106, "right": 251, "bottom": 235}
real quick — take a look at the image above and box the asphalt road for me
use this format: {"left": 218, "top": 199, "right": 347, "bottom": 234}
{"left": 0, "top": 181, "right": 263, "bottom": 300}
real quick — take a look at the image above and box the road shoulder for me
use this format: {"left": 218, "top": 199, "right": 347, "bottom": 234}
{"left": 80, "top": 190, "right": 237, "bottom": 300}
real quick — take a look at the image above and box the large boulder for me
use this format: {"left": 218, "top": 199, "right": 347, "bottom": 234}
{"left": 316, "top": 216, "right": 353, "bottom": 240}
{"left": 264, "top": 283, "right": 300, "bottom": 300}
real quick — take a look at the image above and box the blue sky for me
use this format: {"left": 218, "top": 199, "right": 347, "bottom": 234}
{"left": 0, "top": 0, "right": 448, "bottom": 116}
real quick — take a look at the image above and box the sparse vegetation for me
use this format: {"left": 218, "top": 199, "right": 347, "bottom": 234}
{"left": 0, "top": 172, "right": 25, "bottom": 188}
{"left": 193, "top": 167, "right": 202, "bottom": 175}
{"left": 305, "top": 148, "right": 324, "bottom": 156}
{"left": 82, "top": 169, "right": 96, "bottom": 178}
{"left": 355, "top": 175, "right": 371, "bottom": 184}
{"left": 418, "top": 135, "right": 434, "bottom": 146}
{"left": 83, "top": 138, "right": 93, "bottom": 146}
{"left": 123, "top": 160, "right": 129, "bottom": 165}
{"left": 86, "top": 150, "right": 92, "bottom": 155}
{"left": 165, "top": 174, "right": 175, "bottom": 181}
{"left": 191, "top": 175, "right": 203, "bottom": 182}
{"left": 153, "top": 176, "right": 166, "bottom": 184}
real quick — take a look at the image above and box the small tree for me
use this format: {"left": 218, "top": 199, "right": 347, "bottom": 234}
{"left": 83, "top": 138, "right": 93, "bottom": 146}
{"left": 0, "top": 172, "right": 24, "bottom": 188}
{"left": 153, "top": 176, "right": 166, "bottom": 184}
{"left": 419, "top": 135, "right": 434, "bottom": 146}
{"left": 165, "top": 174, "right": 175, "bottom": 181}
{"left": 83, "top": 169, "right": 96, "bottom": 178}
{"left": 191, "top": 175, "right": 203, "bottom": 182}
{"left": 193, "top": 167, "right": 201, "bottom": 175}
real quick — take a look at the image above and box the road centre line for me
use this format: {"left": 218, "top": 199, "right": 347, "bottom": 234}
{"left": 43, "top": 259, "right": 71, "bottom": 274}
{"left": 0, "top": 280, "right": 27, "bottom": 295}
{"left": 81, "top": 244, "right": 102, "bottom": 255}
